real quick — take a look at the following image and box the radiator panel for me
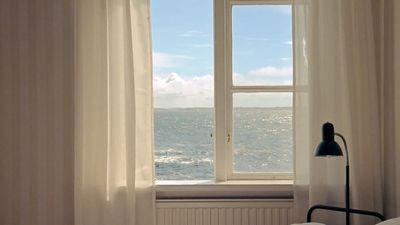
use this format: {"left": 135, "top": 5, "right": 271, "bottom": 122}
{"left": 156, "top": 199, "right": 293, "bottom": 225}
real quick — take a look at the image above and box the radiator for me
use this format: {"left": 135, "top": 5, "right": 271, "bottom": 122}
{"left": 156, "top": 199, "right": 294, "bottom": 225}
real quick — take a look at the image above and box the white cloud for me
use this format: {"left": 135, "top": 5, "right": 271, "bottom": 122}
{"left": 284, "top": 41, "right": 293, "bottom": 45}
{"left": 180, "top": 30, "right": 208, "bottom": 38}
{"left": 153, "top": 66, "right": 293, "bottom": 108}
{"left": 232, "top": 73, "right": 250, "bottom": 85}
{"left": 153, "top": 52, "right": 191, "bottom": 69}
{"left": 153, "top": 73, "right": 213, "bottom": 108}
{"left": 248, "top": 66, "right": 292, "bottom": 77}
{"left": 280, "top": 57, "right": 290, "bottom": 61}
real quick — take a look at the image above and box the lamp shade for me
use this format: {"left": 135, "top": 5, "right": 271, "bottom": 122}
{"left": 314, "top": 122, "right": 343, "bottom": 157}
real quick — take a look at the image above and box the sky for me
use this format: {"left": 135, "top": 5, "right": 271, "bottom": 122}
{"left": 151, "top": 0, "right": 293, "bottom": 108}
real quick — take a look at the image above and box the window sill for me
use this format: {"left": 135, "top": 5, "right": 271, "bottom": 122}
{"left": 155, "top": 180, "right": 293, "bottom": 199}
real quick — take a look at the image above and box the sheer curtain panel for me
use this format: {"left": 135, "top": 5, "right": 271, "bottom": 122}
{"left": 294, "top": 0, "right": 383, "bottom": 224}
{"left": 74, "top": 0, "right": 155, "bottom": 225}
{"left": 383, "top": 0, "right": 400, "bottom": 218}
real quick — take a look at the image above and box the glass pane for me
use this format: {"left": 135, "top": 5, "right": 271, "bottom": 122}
{"left": 232, "top": 5, "right": 293, "bottom": 85}
{"left": 151, "top": 0, "right": 214, "bottom": 180}
{"left": 233, "top": 93, "right": 293, "bottom": 172}
{"left": 155, "top": 109, "right": 214, "bottom": 180}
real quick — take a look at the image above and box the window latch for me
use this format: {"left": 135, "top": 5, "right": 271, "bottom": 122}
{"left": 227, "top": 133, "right": 230, "bottom": 143}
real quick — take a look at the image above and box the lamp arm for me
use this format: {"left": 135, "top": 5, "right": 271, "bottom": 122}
{"left": 334, "top": 132, "right": 349, "bottom": 166}
{"left": 335, "top": 132, "right": 350, "bottom": 225}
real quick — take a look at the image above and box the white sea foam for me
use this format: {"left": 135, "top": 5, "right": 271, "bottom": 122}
{"left": 156, "top": 156, "right": 213, "bottom": 165}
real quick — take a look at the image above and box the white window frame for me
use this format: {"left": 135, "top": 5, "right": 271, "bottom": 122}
{"left": 214, "top": 0, "right": 295, "bottom": 181}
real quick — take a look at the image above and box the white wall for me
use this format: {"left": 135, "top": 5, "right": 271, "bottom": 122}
{"left": 0, "top": 1, "right": 75, "bottom": 224}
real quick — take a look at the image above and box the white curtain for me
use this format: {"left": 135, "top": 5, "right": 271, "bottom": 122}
{"left": 382, "top": 0, "right": 400, "bottom": 218}
{"left": 293, "top": 0, "right": 383, "bottom": 224}
{"left": 74, "top": 0, "right": 155, "bottom": 225}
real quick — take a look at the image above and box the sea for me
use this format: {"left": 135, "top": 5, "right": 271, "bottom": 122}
{"left": 154, "top": 107, "right": 293, "bottom": 180}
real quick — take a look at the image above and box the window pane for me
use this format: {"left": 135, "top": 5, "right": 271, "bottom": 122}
{"left": 151, "top": 0, "right": 214, "bottom": 180}
{"left": 233, "top": 93, "right": 293, "bottom": 172}
{"left": 155, "top": 109, "right": 214, "bottom": 180}
{"left": 232, "top": 5, "right": 293, "bottom": 85}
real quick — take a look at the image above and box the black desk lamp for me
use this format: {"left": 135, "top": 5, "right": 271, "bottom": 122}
{"left": 306, "top": 122, "right": 385, "bottom": 225}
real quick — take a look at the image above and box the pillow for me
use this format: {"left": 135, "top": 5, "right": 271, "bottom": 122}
{"left": 376, "top": 218, "right": 400, "bottom": 225}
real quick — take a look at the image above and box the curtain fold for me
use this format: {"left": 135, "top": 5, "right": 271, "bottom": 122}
{"left": 294, "top": 0, "right": 383, "bottom": 224}
{"left": 74, "top": 0, "right": 155, "bottom": 224}
{"left": 382, "top": 0, "right": 400, "bottom": 218}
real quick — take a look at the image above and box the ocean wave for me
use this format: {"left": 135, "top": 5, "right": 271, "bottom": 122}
{"left": 155, "top": 108, "right": 293, "bottom": 179}
{"left": 157, "top": 148, "right": 182, "bottom": 154}
{"left": 155, "top": 155, "right": 213, "bottom": 165}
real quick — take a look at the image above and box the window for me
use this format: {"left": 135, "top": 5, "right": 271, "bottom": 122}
{"left": 151, "top": 0, "right": 214, "bottom": 180}
{"left": 152, "top": 0, "right": 293, "bottom": 181}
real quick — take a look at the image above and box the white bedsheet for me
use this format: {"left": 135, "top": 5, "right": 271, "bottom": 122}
{"left": 376, "top": 217, "right": 400, "bottom": 225}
